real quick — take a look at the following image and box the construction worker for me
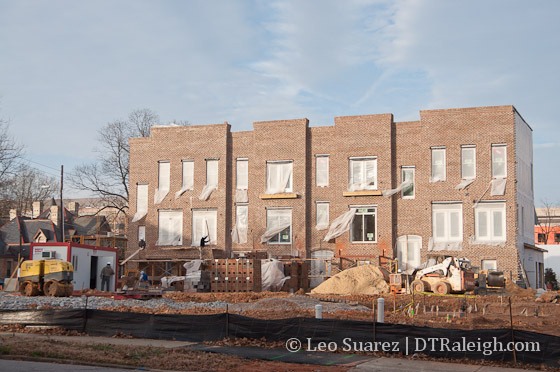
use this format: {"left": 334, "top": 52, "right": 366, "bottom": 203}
{"left": 200, "top": 235, "right": 210, "bottom": 247}
{"left": 100, "top": 262, "right": 114, "bottom": 292}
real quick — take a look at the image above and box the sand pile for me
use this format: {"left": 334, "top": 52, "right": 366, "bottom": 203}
{"left": 505, "top": 278, "right": 537, "bottom": 297}
{"left": 311, "top": 264, "right": 389, "bottom": 295}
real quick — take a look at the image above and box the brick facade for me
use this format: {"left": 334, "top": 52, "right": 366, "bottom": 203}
{"left": 126, "top": 105, "right": 535, "bottom": 282}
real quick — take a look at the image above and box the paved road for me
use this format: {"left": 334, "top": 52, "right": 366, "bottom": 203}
{"left": 0, "top": 359, "right": 138, "bottom": 372}
{"left": 351, "top": 357, "right": 537, "bottom": 371}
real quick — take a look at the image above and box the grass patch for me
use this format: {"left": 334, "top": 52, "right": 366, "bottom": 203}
{"left": 30, "top": 350, "right": 43, "bottom": 358}
{"left": 0, "top": 345, "right": 12, "bottom": 355}
{"left": 91, "top": 343, "right": 113, "bottom": 351}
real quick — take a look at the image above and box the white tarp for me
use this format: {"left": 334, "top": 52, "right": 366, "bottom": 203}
{"left": 235, "top": 189, "right": 248, "bottom": 203}
{"left": 469, "top": 236, "right": 506, "bottom": 247}
{"left": 316, "top": 203, "right": 329, "bottom": 231}
{"left": 157, "top": 210, "right": 182, "bottom": 246}
{"left": 183, "top": 260, "right": 203, "bottom": 274}
{"left": 192, "top": 211, "right": 217, "bottom": 246}
{"left": 491, "top": 178, "right": 507, "bottom": 196}
{"left": 382, "top": 181, "right": 412, "bottom": 198}
{"left": 428, "top": 237, "right": 462, "bottom": 251}
{"left": 261, "top": 258, "right": 290, "bottom": 291}
{"left": 232, "top": 205, "right": 248, "bottom": 244}
{"left": 154, "top": 161, "right": 170, "bottom": 204}
{"left": 175, "top": 161, "right": 194, "bottom": 199}
{"left": 323, "top": 208, "right": 357, "bottom": 242}
{"left": 266, "top": 162, "right": 292, "bottom": 194}
{"left": 260, "top": 219, "right": 291, "bottom": 243}
{"left": 198, "top": 184, "right": 217, "bottom": 201}
{"left": 455, "top": 178, "right": 475, "bottom": 190}
{"left": 348, "top": 159, "right": 376, "bottom": 191}
{"left": 132, "top": 184, "right": 148, "bottom": 222}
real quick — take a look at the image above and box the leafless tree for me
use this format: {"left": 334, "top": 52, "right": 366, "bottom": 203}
{"left": 0, "top": 119, "right": 23, "bottom": 189}
{"left": 70, "top": 109, "right": 189, "bottom": 217}
{"left": 2, "top": 163, "right": 58, "bottom": 217}
{"left": 536, "top": 199, "right": 559, "bottom": 244}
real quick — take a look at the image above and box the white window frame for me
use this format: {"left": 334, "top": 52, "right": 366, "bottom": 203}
{"left": 157, "top": 209, "right": 183, "bottom": 246}
{"left": 350, "top": 206, "right": 377, "bottom": 243}
{"left": 481, "top": 259, "right": 497, "bottom": 271}
{"left": 349, "top": 157, "right": 377, "bottom": 190}
{"left": 236, "top": 158, "right": 248, "bottom": 190}
{"left": 401, "top": 166, "right": 415, "bottom": 199}
{"left": 461, "top": 145, "right": 476, "bottom": 179}
{"left": 266, "top": 208, "right": 292, "bottom": 244}
{"left": 206, "top": 159, "right": 219, "bottom": 187}
{"left": 492, "top": 144, "right": 507, "bottom": 178}
{"left": 181, "top": 160, "right": 194, "bottom": 191}
{"left": 192, "top": 209, "right": 218, "bottom": 246}
{"left": 432, "top": 203, "right": 463, "bottom": 243}
{"left": 315, "top": 155, "right": 329, "bottom": 187}
{"left": 266, "top": 160, "right": 293, "bottom": 193}
{"left": 475, "top": 202, "right": 506, "bottom": 242}
{"left": 431, "top": 147, "right": 446, "bottom": 181}
{"left": 315, "top": 201, "right": 329, "bottom": 230}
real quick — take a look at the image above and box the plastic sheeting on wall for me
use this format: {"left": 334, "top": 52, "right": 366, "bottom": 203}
{"left": 261, "top": 258, "right": 290, "bottom": 291}
{"left": 199, "top": 184, "right": 217, "bottom": 201}
{"left": 157, "top": 210, "right": 183, "bottom": 246}
{"left": 265, "top": 162, "right": 292, "bottom": 194}
{"left": 232, "top": 205, "right": 248, "bottom": 244}
{"left": 455, "top": 178, "right": 475, "bottom": 190}
{"left": 316, "top": 203, "right": 329, "bottom": 231}
{"left": 323, "top": 208, "right": 356, "bottom": 242}
{"left": 235, "top": 189, "right": 248, "bottom": 203}
{"left": 154, "top": 161, "right": 170, "bottom": 204}
{"left": 132, "top": 184, "right": 148, "bottom": 222}
{"left": 491, "top": 178, "right": 507, "bottom": 196}
{"left": 382, "top": 181, "right": 412, "bottom": 198}
{"left": 175, "top": 161, "right": 194, "bottom": 199}
{"left": 428, "top": 237, "right": 462, "bottom": 251}
{"left": 192, "top": 211, "right": 217, "bottom": 246}
{"left": 260, "top": 219, "right": 290, "bottom": 243}
{"left": 348, "top": 159, "right": 376, "bottom": 191}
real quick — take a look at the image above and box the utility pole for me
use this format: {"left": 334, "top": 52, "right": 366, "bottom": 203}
{"left": 60, "top": 165, "right": 64, "bottom": 242}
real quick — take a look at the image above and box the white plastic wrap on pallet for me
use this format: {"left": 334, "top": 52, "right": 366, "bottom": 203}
{"left": 261, "top": 258, "right": 290, "bottom": 291}
{"left": 382, "top": 181, "right": 412, "bottom": 198}
{"left": 323, "top": 208, "right": 357, "bottom": 242}
{"left": 490, "top": 178, "right": 507, "bottom": 196}
{"left": 131, "top": 184, "right": 148, "bottom": 222}
{"left": 183, "top": 260, "right": 203, "bottom": 274}
{"left": 455, "top": 178, "right": 475, "bottom": 190}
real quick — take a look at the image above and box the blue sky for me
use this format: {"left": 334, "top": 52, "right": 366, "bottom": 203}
{"left": 0, "top": 0, "right": 558, "bottom": 203}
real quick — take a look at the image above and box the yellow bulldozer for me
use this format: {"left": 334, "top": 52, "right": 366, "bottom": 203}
{"left": 18, "top": 259, "right": 74, "bottom": 297}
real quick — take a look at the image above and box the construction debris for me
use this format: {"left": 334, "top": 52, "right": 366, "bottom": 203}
{"left": 311, "top": 265, "right": 389, "bottom": 295}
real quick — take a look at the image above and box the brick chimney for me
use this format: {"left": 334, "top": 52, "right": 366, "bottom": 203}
{"left": 9, "top": 209, "right": 17, "bottom": 220}
{"left": 50, "top": 205, "right": 59, "bottom": 226}
{"left": 67, "top": 201, "right": 79, "bottom": 215}
{"left": 33, "top": 201, "right": 43, "bottom": 218}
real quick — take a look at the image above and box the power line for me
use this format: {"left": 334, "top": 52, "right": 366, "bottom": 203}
{"left": 20, "top": 156, "right": 60, "bottom": 172}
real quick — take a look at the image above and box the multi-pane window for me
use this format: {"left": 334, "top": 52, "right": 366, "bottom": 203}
{"left": 236, "top": 159, "right": 248, "bottom": 190}
{"left": 267, "top": 209, "right": 292, "bottom": 243}
{"left": 157, "top": 210, "right": 183, "bottom": 246}
{"left": 431, "top": 147, "right": 446, "bottom": 182}
{"left": 432, "top": 203, "right": 463, "bottom": 242}
{"left": 192, "top": 210, "right": 217, "bottom": 246}
{"left": 351, "top": 207, "right": 377, "bottom": 243}
{"left": 266, "top": 161, "right": 293, "bottom": 194}
{"left": 316, "top": 155, "right": 329, "bottom": 187}
{"left": 475, "top": 202, "right": 506, "bottom": 242}
{"left": 181, "top": 160, "right": 194, "bottom": 191}
{"left": 537, "top": 233, "right": 546, "bottom": 243}
{"left": 206, "top": 159, "right": 219, "bottom": 187}
{"left": 401, "top": 167, "right": 415, "bottom": 199}
{"left": 132, "top": 183, "right": 148, "bottom": 222}
{"left": 461, "top": 146, "right": 476, "bottom": 179}
{"left": 481, "top": 259, "right": 497, "bottom": 271}
{"left": 555, "top": 233, "right": 560, "bottom": 243}
{"left": 316, "top": 202, "right": 329, "bottom": 230}
{"left": 492, "top": 144, "right": 507, "bottom": 178}
{"left": 349, "top": 157, "right": 377, "bottom": 190}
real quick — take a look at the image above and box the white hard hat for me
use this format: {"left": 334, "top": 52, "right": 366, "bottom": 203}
{"left": 106, "top": 262, "right": 111, "bottom": 265}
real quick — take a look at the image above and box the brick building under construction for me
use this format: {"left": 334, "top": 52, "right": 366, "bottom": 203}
{"left": 125, "top": 105, "right": 543, "bottom": 288}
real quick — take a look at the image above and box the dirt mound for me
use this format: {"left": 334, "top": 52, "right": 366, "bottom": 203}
{"left": 311, "top": 265, "right": 389, "bottom": 295}
{"left": 504, "top": 278, "right": 536, "bottom": 297}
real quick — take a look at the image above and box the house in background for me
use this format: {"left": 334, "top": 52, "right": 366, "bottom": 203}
{"left": 535, "top": 207, "right": 560, "bottom": 279}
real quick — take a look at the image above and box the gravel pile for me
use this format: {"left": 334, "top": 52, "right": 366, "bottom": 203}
{"left": 0, "top": 293, "right": 228, "bottom": 311}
